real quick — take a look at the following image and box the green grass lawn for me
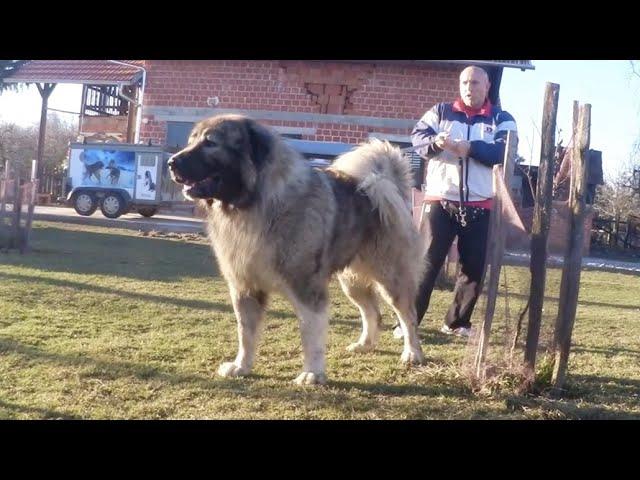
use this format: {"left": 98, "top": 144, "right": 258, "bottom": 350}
{"left": 1, "top": 221, "right": 639, "bottom": 419}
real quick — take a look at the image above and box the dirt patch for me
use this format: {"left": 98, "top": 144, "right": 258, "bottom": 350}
{"left": 138, "top": 230, "right": 209, "bottom": 244}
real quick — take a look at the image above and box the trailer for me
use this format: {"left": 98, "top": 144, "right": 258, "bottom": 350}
{"left": 64, "top": 139, "right": 417, "bottom": 219}
{"left": 65, "top": 142, "right": 172, "bottom": 218}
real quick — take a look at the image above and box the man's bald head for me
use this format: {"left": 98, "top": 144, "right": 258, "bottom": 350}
{"left": 459, "top": 66, "right": 490, "bottom": 109}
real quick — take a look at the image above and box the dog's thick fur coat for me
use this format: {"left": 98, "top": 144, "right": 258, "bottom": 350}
{"left": 168, "top": 115, "right": 426, "bottom": 384}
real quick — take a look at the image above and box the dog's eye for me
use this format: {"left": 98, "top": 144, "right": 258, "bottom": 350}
{"left": 204, "top": 133, "right": 218, "bottom": 147}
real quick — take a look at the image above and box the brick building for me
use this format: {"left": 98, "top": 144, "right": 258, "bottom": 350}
{"left": 136, "top": 60, "right": 534, "bottom": 151}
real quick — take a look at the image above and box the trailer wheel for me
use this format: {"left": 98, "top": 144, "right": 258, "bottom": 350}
{"left": 72, "top": 191, "right": 98, "bottom": 216}
{"left": 138, "top": 207, "right": 157, "bottom": 218}
{"left": 100, "top": 192, "right": 127, "bottom": 219}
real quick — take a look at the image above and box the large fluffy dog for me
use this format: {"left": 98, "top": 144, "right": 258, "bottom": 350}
{"left": 168, "top": 114, "right": 426, "bottom": 385}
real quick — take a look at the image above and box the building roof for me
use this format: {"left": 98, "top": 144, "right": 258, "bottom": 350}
{"left": 2, "top": 60, "right": 144, "bottom": 86}
{"left": 342, "top": 60, "right": 535, "bottom": 71}
{"left": 442, "top": 60, "right": 535, "bottom": 71}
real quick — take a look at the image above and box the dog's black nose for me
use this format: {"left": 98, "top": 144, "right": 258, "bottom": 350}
{"left": 167, "top": 156, "right": 178, "bottom": 169}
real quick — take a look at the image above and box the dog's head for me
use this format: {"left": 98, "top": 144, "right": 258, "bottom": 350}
{"left": 167, "top": 115, "right": 273, "bottom": 207}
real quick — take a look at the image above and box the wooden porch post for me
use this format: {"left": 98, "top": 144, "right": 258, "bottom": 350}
{"left": 35, "top": 83, "right": 56, "bottom": 177}
{"left": 125, "top": 84, "right": 138, "bottom": 143}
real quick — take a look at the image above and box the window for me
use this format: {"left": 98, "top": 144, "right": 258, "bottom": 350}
{"left": 166, "top": 122, "right": 195, "bottom": 149}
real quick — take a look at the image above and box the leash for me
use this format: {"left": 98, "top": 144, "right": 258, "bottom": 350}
{"left": 402, "top": 142, "right": 468, "bottom": 227}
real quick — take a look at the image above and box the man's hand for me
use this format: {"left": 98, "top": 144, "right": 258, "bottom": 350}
{"left": 436, "top": 132, "right": 470, "bottom": 157}
{"left": 435, "top": 132, "right": 449, "bottom": 149}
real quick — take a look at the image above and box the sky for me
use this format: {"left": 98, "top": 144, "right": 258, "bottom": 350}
{"left": 501, "top": 60, "right": 640, "bottom": 180}
{"left": 1, "top": 60, "right": 639, "bottom": 180}
{"left": 0, "top": 82, "right": 82, "bottom": 127}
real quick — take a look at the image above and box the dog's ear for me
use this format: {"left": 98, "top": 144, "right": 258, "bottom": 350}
{"left": 244, "top": 118, "right": 272, "bottom": 168}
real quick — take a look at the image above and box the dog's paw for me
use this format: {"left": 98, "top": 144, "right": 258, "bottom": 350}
{"left": 400, "top": 349, "right": 425, "bottom": 366}
{"left": 346, "top": 342, "right": 374, "bottom": 354}
{"left": 217, "top": 362, "right": 249, "bottom": 378}
{"left": 294, "top": 371, "right": 327, "bottom": 386}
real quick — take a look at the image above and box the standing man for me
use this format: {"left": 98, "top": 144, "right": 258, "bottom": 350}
{"left": 396, "top": 65, "right": 517, "bottom": 339}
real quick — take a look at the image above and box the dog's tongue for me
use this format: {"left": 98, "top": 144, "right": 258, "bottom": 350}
{"left": 183, "top": 176, "right": 221, "bottom": 199}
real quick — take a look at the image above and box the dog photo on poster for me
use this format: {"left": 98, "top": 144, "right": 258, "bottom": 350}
{"left": 69, "top": 148, "right": 135, "bottom": 195}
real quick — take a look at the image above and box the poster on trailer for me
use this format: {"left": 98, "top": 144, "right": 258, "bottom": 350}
{"left": 68, "top": 148, "right": 135, "bottom": 198}
{"left": 135, "top": 155, "right": 158, "bottom": 201}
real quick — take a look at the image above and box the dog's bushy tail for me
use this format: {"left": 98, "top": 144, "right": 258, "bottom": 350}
{"left": 330, "top": 139, "right": 415, "bottom": 232}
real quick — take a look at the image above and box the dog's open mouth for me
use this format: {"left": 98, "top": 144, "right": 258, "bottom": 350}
{"left": 170, "top": 170, "right": 192, "bottom": 186}
{"left": 180, "top": 173, "right": 222, "bottom": 199}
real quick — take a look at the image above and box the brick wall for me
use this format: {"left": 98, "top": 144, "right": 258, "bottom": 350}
{"left": 139, "top": 60, "right": 460, "bottom": 145}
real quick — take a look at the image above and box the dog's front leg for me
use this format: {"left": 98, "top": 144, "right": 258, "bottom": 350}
{"left": 290, "top": 295, "right": 329, "bottom": 386}
{"left": 217, "top": 288, "right": 266, "bottom": 378}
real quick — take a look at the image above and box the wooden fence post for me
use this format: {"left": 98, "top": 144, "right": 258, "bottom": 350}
{"left": 524, "top": 83, "right": 560, "bottom": 380}
{"left": 474, "top": 130, "right": 518, "bottom": 378}
{"left": 551, "top": 104, "right": 591, "bottom": 393}
{"left": 11, "top": 177, "right": 22, "bottom": 250}
{"left": 23, "top": 160, "right": 39, "bottom": 252}
{"left": 0, "top": 160, "right": 10, "bottom": 218}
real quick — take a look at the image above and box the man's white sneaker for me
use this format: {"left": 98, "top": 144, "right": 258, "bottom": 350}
{"left": 440, "top": 324, "right": 472, "bottom": 338}
{"left": 392, "top": 325, "right": 404, "bottom": 340}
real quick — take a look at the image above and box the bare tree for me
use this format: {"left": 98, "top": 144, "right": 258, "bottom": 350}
{"left": 594, "top": 157, "right": 640, "bottom": 248}
{"left": 595, "top": 177, "right": 638, "bottom": 219}
{"left": 0, "top": 113, "right": 77, "bottom": 179}
{"left": 629, "top": 61, "right": 640, "bottom": 159}
{"left": 0, "top": 60, "right": 28, "bottom": 93}
{"left": 631, "top": 60, "right": 640, "bottom": 80}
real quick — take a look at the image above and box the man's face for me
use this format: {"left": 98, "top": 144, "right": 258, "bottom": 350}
{"left": 459, "top": 67, "right": 490, "bottom": 109}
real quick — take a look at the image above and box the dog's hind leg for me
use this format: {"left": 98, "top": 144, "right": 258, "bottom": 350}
{"left": 217, "top": 288, "right": 267, "bottom": 378}
{"left": 338, "top": 270, "right": 381, "bottom": 354}
{"left": 375, "top": 273, "right": 425, "bottom": 366}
